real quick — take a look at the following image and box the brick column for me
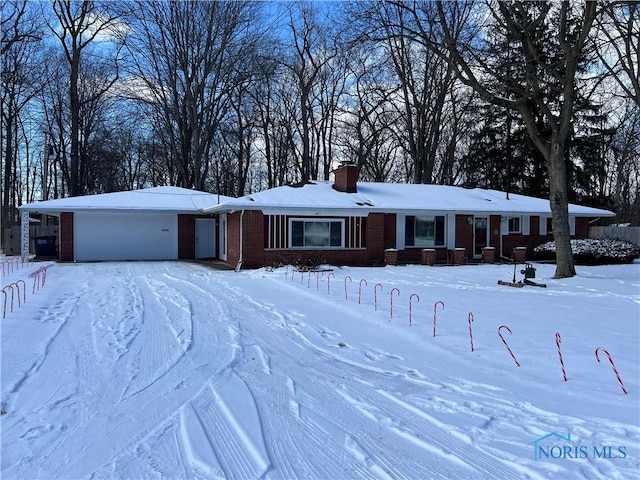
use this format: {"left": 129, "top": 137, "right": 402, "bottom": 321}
{"left": 421, "top": 249, "right": 436, "bottom": 266}
{"left": 513, "top": 246, "right": 527, "bottom": 263}
{"left": 59, "top": 212, "right": 74, "bottom": 261}
{"left": 451, "top": 248, "right": 466, "bottom": 265}
{"left": 482, "top": 247, "right": 495, "bottom": 264}
{"left": 384, "top": 248, "right": 398, "bottom": 266}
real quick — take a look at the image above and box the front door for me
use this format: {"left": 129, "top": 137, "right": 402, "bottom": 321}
{"left": 195, "top": 218, "right": 216, "bottom": 259}
{"left": 474, "top": 216, "right": 488, "bottom": 257}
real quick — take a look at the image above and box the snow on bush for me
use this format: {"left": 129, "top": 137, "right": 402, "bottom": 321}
{"left": 534, "top": 238, "right": 640, "bottom": 264}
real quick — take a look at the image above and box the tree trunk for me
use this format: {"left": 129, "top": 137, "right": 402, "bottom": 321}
{"left": 547, "top": 135, "right": 575, "bottom": 277}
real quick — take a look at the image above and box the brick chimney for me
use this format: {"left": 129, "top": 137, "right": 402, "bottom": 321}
{"left": 332, "top": 162, "right": 358, "bottom": 193}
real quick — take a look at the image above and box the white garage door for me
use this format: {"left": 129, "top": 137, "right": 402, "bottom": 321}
{"left": 74, "top": 213, "right": 178, "bottom": 261}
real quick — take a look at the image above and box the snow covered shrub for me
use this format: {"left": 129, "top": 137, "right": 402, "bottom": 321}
{"left": 533, "top": 239, "right": 640, "bottom": 265}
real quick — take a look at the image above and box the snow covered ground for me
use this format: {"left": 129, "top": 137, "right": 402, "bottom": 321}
{"left": 1, "top": 259, "right": 639, "bottom": 479}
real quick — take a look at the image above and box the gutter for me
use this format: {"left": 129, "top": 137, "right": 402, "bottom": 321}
{"left": 235, "top": 209, "right": 245, "bottom": 272}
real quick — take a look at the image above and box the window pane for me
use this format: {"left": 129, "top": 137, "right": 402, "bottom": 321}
{"left": 435, "top": 216, "right": 445, "bottom": 245}
{"left": 509, "top": 217, "right": 520, "bottom": 232}
{"left": 292, "top": 221, "right": 304, "bottom": 246}
{"left": 304, "top": 221, "right": 329, "bottom": 246}
{"left": 330, "top": 222, "right": 342, "bottom": 246}
{"left": 415, "top": 216, "right": 435, "bottom": 247}
{"left": 405, "top": 216, "right": 415, "bottom": 246}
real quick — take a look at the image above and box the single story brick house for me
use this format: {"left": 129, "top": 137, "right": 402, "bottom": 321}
{"left": 19, "top": 186, "right": 231, "bottom": 261}
{"left": 19, "top": 165, "right": 614, "bottom": 266}
{"left": 203, "top": 164, "right": 615, "bottom": 269}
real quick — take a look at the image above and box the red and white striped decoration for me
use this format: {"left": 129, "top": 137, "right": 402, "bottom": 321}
{"left": 555, "top": 332, "right": 567, "bottom": 381}
{"left": 595, "top": 347, "right": 628, "bottom": 394}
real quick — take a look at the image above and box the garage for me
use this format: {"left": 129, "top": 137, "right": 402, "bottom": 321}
{"left": 74, "top": 212, "right": 178, "bottom": 261}
{"left": 19, "top": 186, "right": 232, "bottom": 262}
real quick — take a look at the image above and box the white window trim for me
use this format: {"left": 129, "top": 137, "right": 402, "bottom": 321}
{"left": 405, "top": 214, "right": 447, "bottom": 248}
{"left": 508, "top": 216, "right": 522, "bottom": 234}
{"left": 288, "top": 218, "right": 345, "bottom": 249}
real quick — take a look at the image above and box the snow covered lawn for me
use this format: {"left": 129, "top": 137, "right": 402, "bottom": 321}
{"left": 2, "top": 260, "right": 639, "bottom": 479}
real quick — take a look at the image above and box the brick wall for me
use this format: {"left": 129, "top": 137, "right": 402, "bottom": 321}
{"left": 242, "top": 211, "right": 266, "bottom": 269}
{"left": 178, "top": 214, "right": 196, "bottom": 259}
{"left": 59, "top": 212, "right": 74, "bottom": 261}
{"left": 383, "top": 214, "right": 396, "bottom": 249}
{"left": 366, "top": 213, "right": 385, "bottom": 265}
{"left": 455, "top": 215, "right": 473, "bottom": 252}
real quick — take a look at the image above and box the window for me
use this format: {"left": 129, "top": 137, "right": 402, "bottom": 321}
{"left": 508, "top": 217, "right": 521, "bottom": 233}
{"left": 405, "top": 215, "right": 445, "bottom": 247}
{"left": 290, "top": 219, "right": 344, "bottom": 248}
{"left": 546, "top": 217, "right": 553, "bottom": 234}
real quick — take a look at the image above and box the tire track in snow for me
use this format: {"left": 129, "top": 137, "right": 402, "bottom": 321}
{"left": 214, "top": 280, "right": 438, "bottom": 479}
{"left": 220, "top": 277, "right": 535, "bottom": 479}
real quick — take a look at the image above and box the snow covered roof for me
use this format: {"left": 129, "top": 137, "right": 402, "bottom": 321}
{"left": 20, "top": 186, "right": 231, "bottom": 214}
{"left": 204, "top": 181, "right": 615, "bottom": 217}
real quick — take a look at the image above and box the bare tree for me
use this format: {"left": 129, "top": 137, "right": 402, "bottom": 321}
{"left": 124, "top": 0, "right": 260, "bottom": 191}
{"left": 1, "top": 1, "right": 42, "bottom": 238}
{"left": 401, "top": 1, "right": 598, "bottom": 278}
{"left": 47, "top": 0, "right": 122, "bottom": 196}
{"left": 596, "top": 2, "right": 640, "bottom": 106}
{"left": 281, "top": 2, "right": 340, "bottom": 182}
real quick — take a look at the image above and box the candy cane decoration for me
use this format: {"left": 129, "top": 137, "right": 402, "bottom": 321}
{"left": 409, "top": 294, "right": 420, "bottom": 326}
{"left": 344, "top": 276, "right": 352, "bottom": 301}
{"left": 555, "top": 332, "right": 567, "bottom": 381}
{"left": 1, "top": 289, "right": 6, "bottom": 319}
{"left": 307, "top": 270, "right": 312, "bottom": 288}
{"left": 11, "top": 281, "right": 26, "bottom": 308}
{"left": 390, "top": 288, "right": 400, "bottom": 318}
{"left": 316, "top": 271, "right": 320, "bottom": 291}
{"left": 595, "top": 347, "right": 628, "bottom": 394}
{"left": 327, "top": 272, "right": 335, "bottom": 294}
{"left": 433, "top": 301, "right": 445, "bottom": 337}
{"left": 3, "top": 286, "right": 14, "bottom": 315}
{"left": 468, "top": 313, "right": 475, "bottom": 352}
{"left": 374, "top": 283, "right": 383, "bottom": 311}
{"left": 498, "top": 325, "right": 520, "bottom": 367}
{"left": 300, "top": 269, "right": 305, "bottom": 285}
{"left": 285, "top": 265, "right": 290, "bottom": 279}
{"left": 358, "top": 279, "right": 368, "bottom": 304}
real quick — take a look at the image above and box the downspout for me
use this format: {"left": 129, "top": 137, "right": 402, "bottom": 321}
{"left": 235, "top": 209, "right": 245, "bottom": 272}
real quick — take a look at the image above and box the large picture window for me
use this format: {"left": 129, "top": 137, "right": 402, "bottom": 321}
{"left": 290, "top": 219, "right": 344, "bottom": 248}
{"left": 405, "top": 215, "right": 445, "bottom": 247}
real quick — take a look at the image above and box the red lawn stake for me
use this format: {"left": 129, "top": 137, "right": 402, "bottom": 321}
{"left": 374, "top": 283, "right": 383, "bottom": 311}
{"left": 29, "top": 269, "right": 41, "bottom": 294}
{"left": 327, "top": 273, "right": 335, "bottom": 295}
{"left": 555, "top": 332, "right": 567, "bottom": 381}
{"left": 390, "top": 288, "right": 400, "bottom": 318}
{"left": 358, "top": 279, "right": 368, "bottom": 304}
{"left": 11, "top": 280, "right": 26, "bottom": 308}
{"left": 3, "top": 285, "right": 14, "bottom": 315}
{"left": 468, "top": 313, "right": 475, "bottom": 352}
{"left": 344, "top": 276, "right": 352, "bottom": 300}
{"left": 433, "top": 301, "right": 445, "bottom": 337}
{"left": 595, "top": 347, "right": 628, "bottom": 394}
{"left": 409, "top": 294, "right": 420, "bottom": 326}
{"left": 498, "top": 325, "right": 520, "bottom": 367}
